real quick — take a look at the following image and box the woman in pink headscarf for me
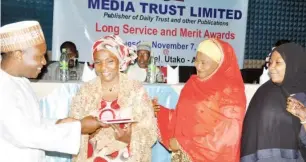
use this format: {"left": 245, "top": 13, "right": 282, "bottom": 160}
{"left": 69, "top": 35, "right": 158, "bottom": 162}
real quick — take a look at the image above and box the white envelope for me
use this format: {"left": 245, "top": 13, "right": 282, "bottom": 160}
{"left": 167, "top": 64, "right": 179, "bottom": 84}
{"left": 81, "top": 62, "right": 97, "bottom": 82}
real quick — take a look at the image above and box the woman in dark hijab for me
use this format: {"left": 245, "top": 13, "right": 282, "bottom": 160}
{"left": 241, "top": 43, "right": 306, "bottom": 162}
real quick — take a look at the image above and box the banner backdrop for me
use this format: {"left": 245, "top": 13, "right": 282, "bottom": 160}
{"left": 52, "top": 0, "right": 249, "bottom": 67}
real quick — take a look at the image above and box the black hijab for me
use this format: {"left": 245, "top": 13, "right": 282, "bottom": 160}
{"left": 275, "top": 43, "right": 306, "bottom": 95}
{"left": 241, "top": 43, "right": 306, "bottom": 159}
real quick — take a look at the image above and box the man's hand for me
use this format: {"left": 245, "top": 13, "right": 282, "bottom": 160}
{"left": 56, "top": 117, "right": 78, "bottom": 124}
{"left": 89, "top": 127, "right": 102, "bottom": 139}
{"left": 88, "top": 121, "right": 112, "bottom": 139}
{"left": 110, "top": 124, "right": 132, "bottom": 144}
{"left": 80, "top": 116, "right": 102, "bottom": 134}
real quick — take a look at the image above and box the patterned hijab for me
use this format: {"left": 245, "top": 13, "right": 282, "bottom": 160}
{"left": 92, "top": 35, "right": 137, "bottom": 71}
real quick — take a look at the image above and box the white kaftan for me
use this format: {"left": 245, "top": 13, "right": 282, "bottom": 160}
{"left": 126, "top": 63, "right": 160, "bottom": 82}
{"left": 0, "top": 68, "right": 81, "bottom": 162}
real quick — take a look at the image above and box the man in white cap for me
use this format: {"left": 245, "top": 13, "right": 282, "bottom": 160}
{"left": 0, "top": 21, "right": 103, "bottom": 162}
{"left": 126, "top": 42, "right": 162, "bottom": 117}
{"left": 126, "top": 42, "right": 160, "bottom": 82}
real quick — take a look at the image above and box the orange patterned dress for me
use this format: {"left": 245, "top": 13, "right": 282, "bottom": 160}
{"left": 157, "top": 39, "right": 246, "bottom": 162}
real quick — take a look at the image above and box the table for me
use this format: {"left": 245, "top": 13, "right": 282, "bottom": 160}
{"left": 30, "top": 81, "right": 260, "bottom": 162}
{"left": 31, "top": 82, "right": 259, "bottom": 107}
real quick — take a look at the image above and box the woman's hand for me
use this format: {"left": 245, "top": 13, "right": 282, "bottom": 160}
{"left": 152, "top": 97, "right": 160, "bottom": 117}
{"left": 169, "top": 138, "right": 180, "bottom": 152}
{"left": 287, "top": 97, "right": 306, "bottom": 121}
{"left": 110, "top": 123, "right": 132, "bottom": 144}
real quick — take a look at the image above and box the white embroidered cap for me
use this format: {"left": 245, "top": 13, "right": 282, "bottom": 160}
{"left": 0, "top": 21, "right": 45, "bottom": 53}
{"left": 137, "top": 41, "right": 152, "bottom": 52}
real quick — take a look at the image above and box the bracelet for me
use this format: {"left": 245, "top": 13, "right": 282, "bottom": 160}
{"left": 301, "top": 120, "right": 306, "bottom": 124}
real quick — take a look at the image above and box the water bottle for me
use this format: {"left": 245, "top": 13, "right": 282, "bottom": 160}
{"left": 156, "top": 70, "right": 164, "bottom": 83}
{"left": 146, "top": 56, "right": 156, "bottom": 83}
{"left": 59, "top": 48, "right": 69, "bottom": 82}
{"left": 155, "top": 61, "right": 164, "bottom": 83}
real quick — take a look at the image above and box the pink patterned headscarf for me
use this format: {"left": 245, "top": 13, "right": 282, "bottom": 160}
{"left": 92, "top": 35, "right": 137, "bottom": 71}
